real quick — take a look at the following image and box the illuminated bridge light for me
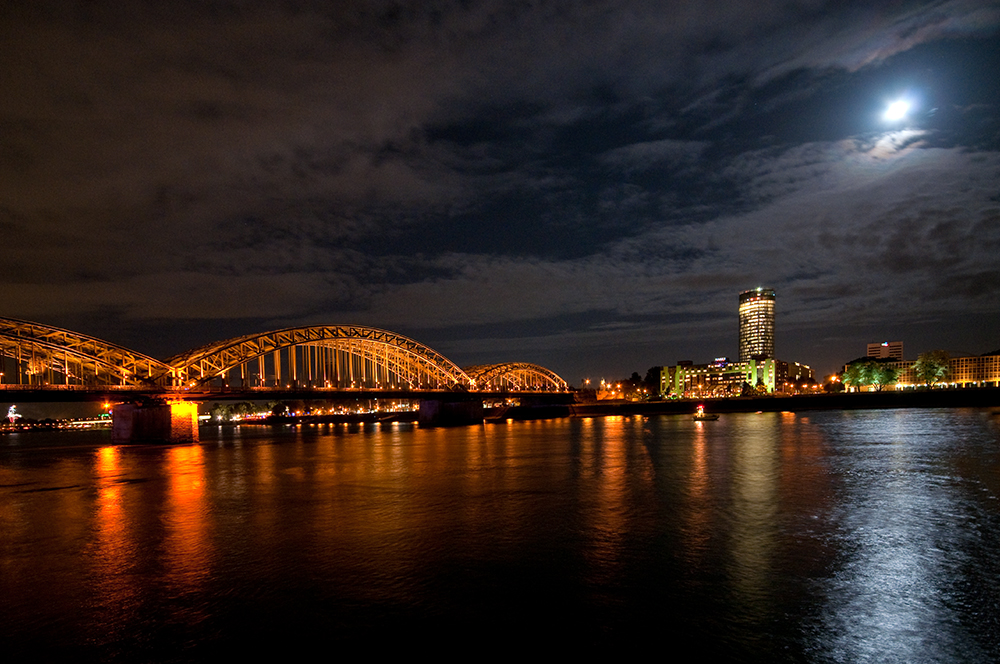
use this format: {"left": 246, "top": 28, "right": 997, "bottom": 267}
{"left": 0, "top": 318, "right": 568, "bottom": 396}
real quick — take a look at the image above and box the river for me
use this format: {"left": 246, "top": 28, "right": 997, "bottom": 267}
{"left": 2, "top": 409, "right": 998, "bottom": 661}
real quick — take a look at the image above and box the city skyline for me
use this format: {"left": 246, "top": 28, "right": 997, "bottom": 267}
{"left": 2, "top": 2, "right": 999, "bottom": 381}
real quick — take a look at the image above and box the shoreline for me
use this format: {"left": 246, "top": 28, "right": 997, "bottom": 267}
{"left": 203, "top": 388, "right": 1000, "bottom": 425}
{"left": 5, "top": 388, "right": 999, "bottom": 433}
{"left": 571, "top": 387, "right": 1000, "bottom": 417}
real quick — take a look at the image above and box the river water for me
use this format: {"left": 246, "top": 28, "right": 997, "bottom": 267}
{"left": 2, "top": 409, "right": 999, "bottom": 661}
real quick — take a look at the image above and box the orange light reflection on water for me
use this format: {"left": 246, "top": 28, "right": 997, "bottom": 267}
{"left": 683, "top": 418, "right": 712, "bottom": 560}
{"left": 91, "top": 445, "right": 141, "bottom": 621}
{"left": 164, "top": 444, "right": 212, "bottom": 594}
{"left": 584, "top": 416, "right": 634, "bottom": 583}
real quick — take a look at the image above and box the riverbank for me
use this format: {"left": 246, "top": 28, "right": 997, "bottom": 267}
{"left": 0, "top": 419, "right": 112, "bottom": 433}
{"left": 572, "top": 387, "right": 1000, "bottom": 417}
{"left": 216, "top": 411, "right": 421, "bottom": 426}
{"left": 228, "top": 388, "right": 1000, "bottom": 426}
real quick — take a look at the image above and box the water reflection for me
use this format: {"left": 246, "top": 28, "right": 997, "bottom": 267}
{"left": 582, "top": 416, "right": 630, "bottom": 590}
{"left": 91, "top": 446, "right": 139, "bottom": 626}
{"left": 683, "top": 416, "right": 712, "bottom": 564}
{"left": 0, "top": 411, "right": 998, "bottom": 660}
{"left": 163, "top": 445, "right": 211, "bottom": 601}
{"left": 728, "top": 414, "right": 781, "bottom": 642}
{"left": 817, "top": 410, "right": 994, "bottom": 663}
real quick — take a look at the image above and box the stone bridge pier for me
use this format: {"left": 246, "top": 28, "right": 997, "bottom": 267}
{"left": 112, "top": 401, "right": 199, "bottom": 444}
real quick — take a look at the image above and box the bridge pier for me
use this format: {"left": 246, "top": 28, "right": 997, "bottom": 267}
{"left": 418, "top": 398, "right": 484, "bottom": 427}
{"left": 112, "top": 401, "right": 199, "bottom": 444}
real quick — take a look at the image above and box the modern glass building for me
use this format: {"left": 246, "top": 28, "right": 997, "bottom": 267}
{"left": 738, "top": 288, "right": 775, "bottom": 361}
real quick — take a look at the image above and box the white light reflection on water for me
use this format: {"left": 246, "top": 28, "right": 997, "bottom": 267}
{"left": 814, "top": 409, "right": 997, "bottom": 663}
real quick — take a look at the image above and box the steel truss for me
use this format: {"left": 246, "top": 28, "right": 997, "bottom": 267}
{"left": 463, "top": 363, "right": 569, "bottom": 391}
{"left": 0, "top": 317, "right": 170, "bottom": 387}
{"left": 163, "top": 325, "right": 472, "bottom": 389}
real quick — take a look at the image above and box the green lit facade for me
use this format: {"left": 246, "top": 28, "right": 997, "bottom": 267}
{"left": 661, "top": 358, "right": 778, "bottom": 397}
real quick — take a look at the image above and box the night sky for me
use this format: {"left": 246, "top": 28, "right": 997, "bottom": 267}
{"left": 3, "top": 1, "right": 1000, "bottom": 384}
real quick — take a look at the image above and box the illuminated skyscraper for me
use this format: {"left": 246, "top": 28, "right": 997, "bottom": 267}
{"left": 739, "top": 288, "right": 775, "bottom": 362}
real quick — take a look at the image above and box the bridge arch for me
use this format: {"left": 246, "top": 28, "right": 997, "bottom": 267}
{"left": 0, "top": 318, "right": 570, "bottom": 395}
{"left": 163, "top": 325, "right": 473, "bottom": 390}
{"left": 0, "top": 317, "right": 171, "bottom": 387}
{"left": 463, "top": 363, "right": 569, "bottom": 392}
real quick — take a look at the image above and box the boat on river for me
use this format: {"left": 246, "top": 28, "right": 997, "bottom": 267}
{"left": 693, "top": 405, "right": 719, "bottom": 421}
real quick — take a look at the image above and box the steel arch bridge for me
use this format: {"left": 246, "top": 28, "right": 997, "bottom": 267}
{"left": 162, "top": 325, "right": 472, "bottom": 390}
{"left": 463, "top": 363, "right": 568, "bottom": 392}
{"left": 0, "top": 317, "right": 568, "bottom": 395}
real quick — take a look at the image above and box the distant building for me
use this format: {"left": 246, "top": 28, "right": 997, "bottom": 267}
{"left": 948, "top": 354, "right": 1000, "bottom": 386}
{"left": 779, "top": 360, "right": 814, "bottom": 386}
{"left": 850, "top": 352, "right": 1000, "bottom": 389}
{"left": 867, "top": 341, "right": 903, "bottom": 360}
{"left": 660, "top": 358, "right": 813, "bottom": 397}
{"left": 739, "top": 288, "right": 775, "bottom": 361}
{"left": 661, "top": 358, "right": 773, "bottom": 397}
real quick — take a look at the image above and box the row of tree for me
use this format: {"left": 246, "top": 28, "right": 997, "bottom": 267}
{"left": 209, "top": 402, "right": 265, "bottom": 421}
{"left": 842, "top": 350, "right": 951, "bottom": 391}
{"left": 841, "top": 359, "right": 899, "bottom": 391}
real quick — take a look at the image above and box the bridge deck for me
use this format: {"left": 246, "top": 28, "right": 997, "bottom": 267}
{"left": 0, "top": 385, "right": 572, "bottom": 403}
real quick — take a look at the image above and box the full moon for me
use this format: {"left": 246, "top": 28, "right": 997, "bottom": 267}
{"left": 884, "top": 99, "right": 910, "bottom": 121}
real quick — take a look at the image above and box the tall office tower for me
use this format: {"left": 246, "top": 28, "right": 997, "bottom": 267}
{"left": 739, "top": 288, "right": 776, "bottom": 362}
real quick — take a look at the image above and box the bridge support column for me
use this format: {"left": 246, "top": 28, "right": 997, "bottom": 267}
{"left": 418, "top": 398, "right": 483, "bottom": 427}
{"left": 112, "top": 401, "right": 199, "bottom": 444}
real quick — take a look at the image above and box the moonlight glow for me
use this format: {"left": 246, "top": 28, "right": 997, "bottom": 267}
{"left": 884, "top": 99, "right": 911, "bottom": 121}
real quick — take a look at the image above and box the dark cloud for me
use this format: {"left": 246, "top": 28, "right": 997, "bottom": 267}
{"left": 1, "top": 0, "right": 999, "bottom": 379}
